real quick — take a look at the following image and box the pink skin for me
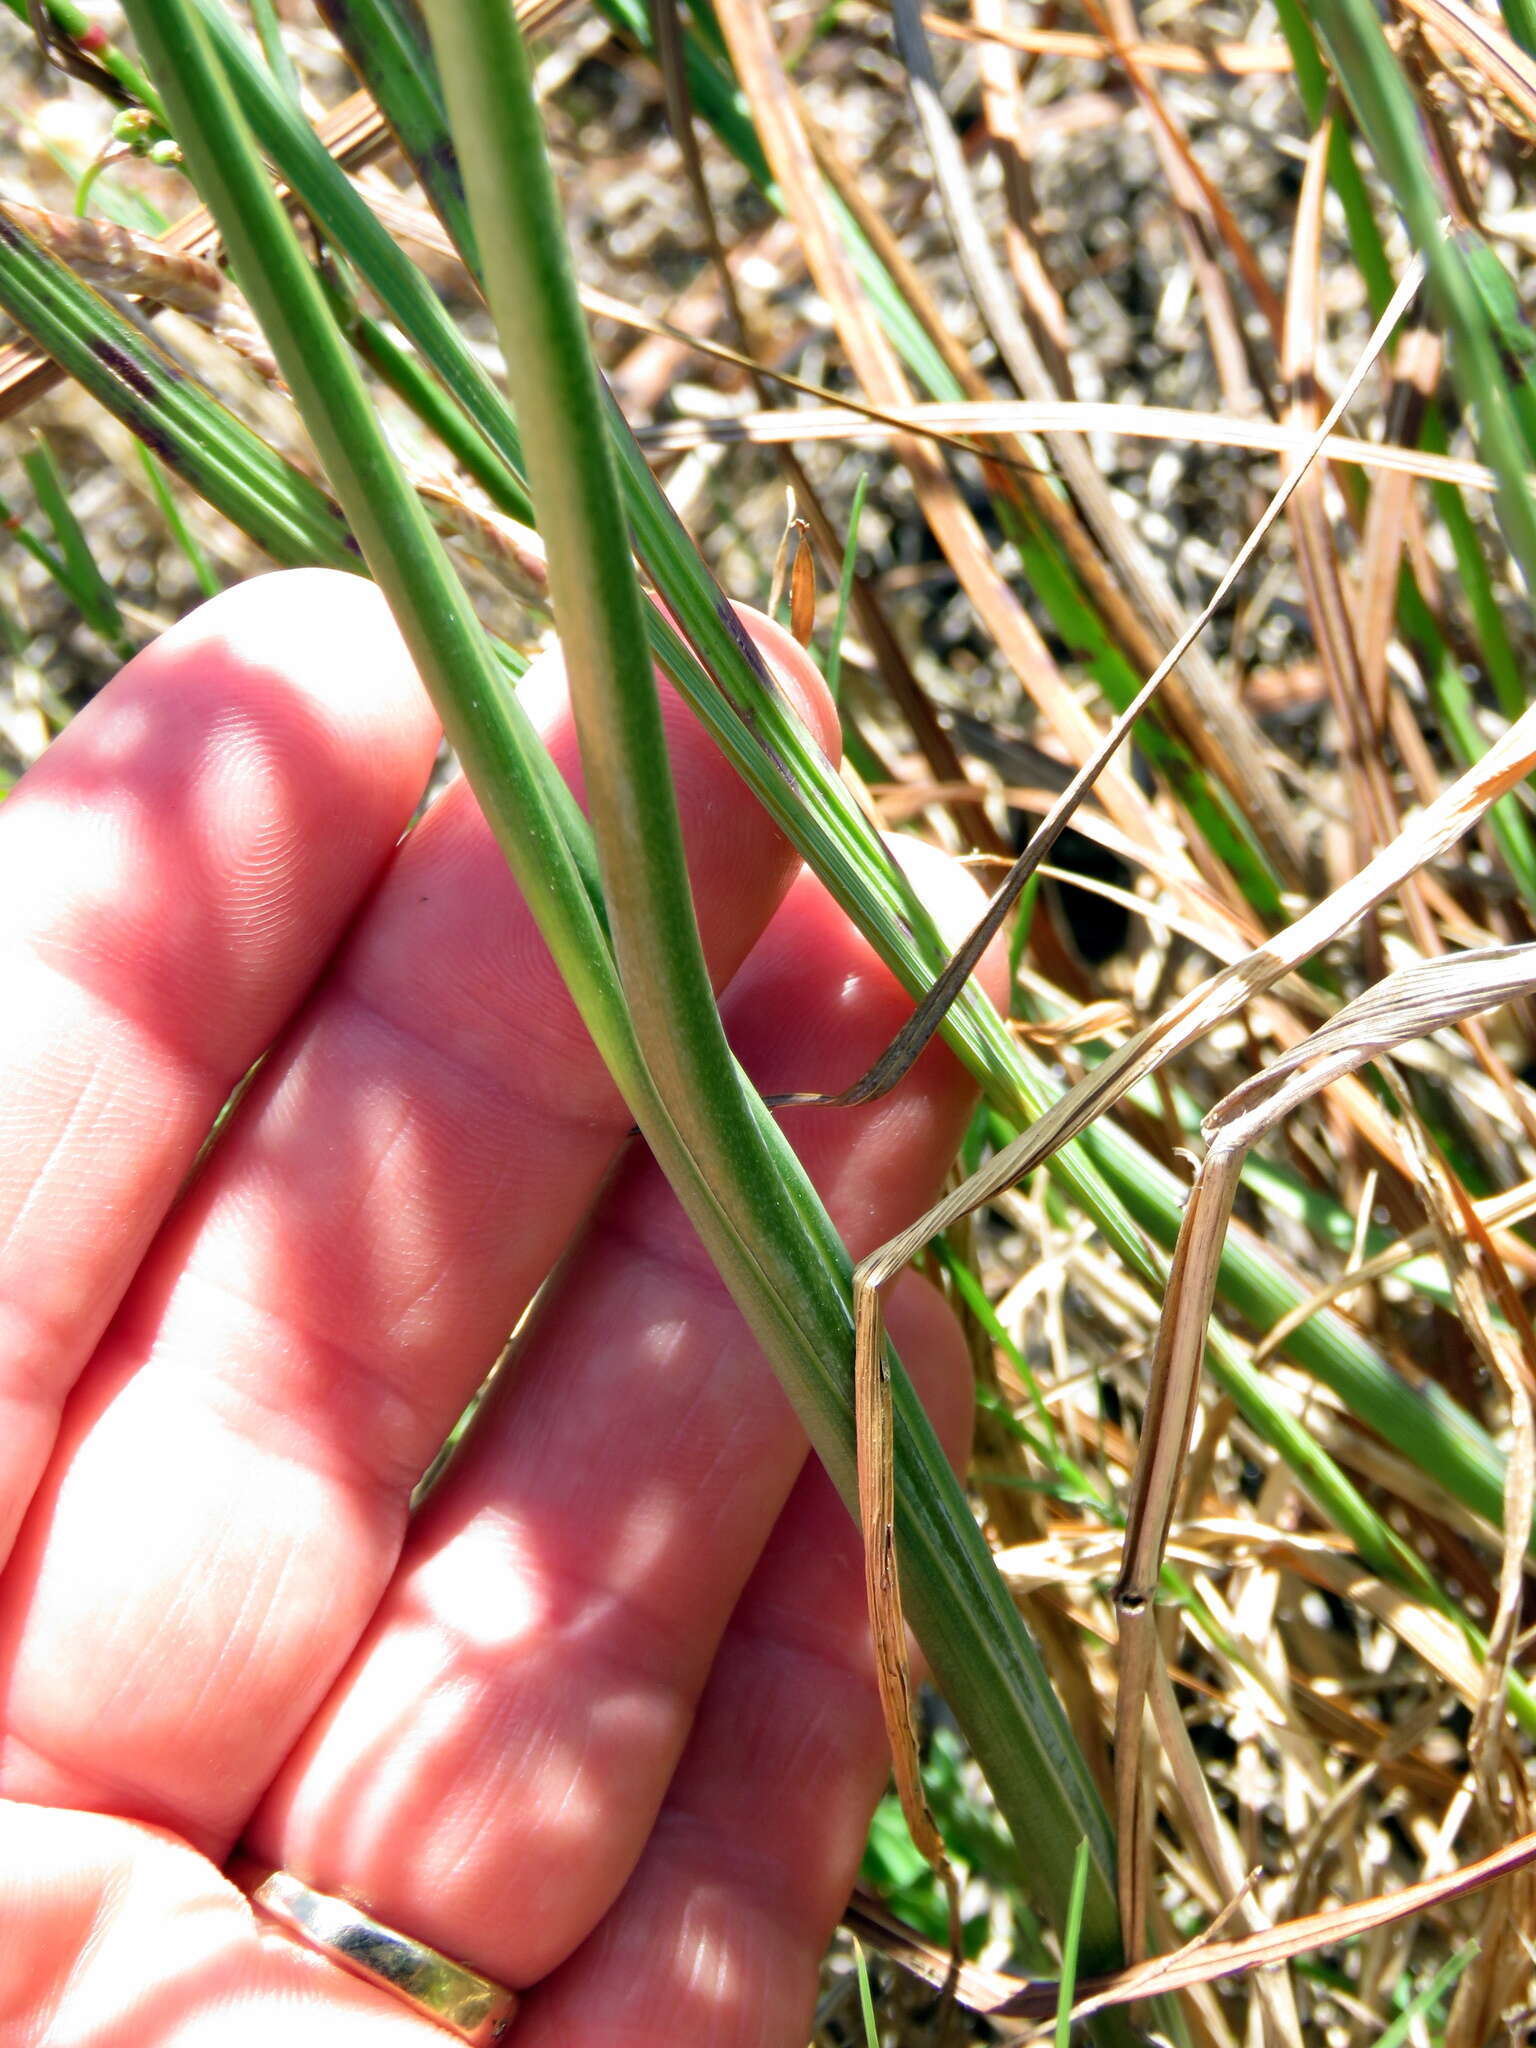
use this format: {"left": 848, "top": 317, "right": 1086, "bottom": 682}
{"left": 0, "top": 570, "right": 1003, "bottom": 2046}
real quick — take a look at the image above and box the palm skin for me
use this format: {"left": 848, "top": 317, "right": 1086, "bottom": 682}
{"left": 0, "top": 570, "right": 997, "bottom": 2047}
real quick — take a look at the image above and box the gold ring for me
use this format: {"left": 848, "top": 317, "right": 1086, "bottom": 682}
{"left": 247, "top": 1867, "right": 517, "bottom": 2043}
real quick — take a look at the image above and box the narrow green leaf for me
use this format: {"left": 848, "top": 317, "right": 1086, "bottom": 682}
{"left": 1374, "top": 1941, "right": 1478, "bottom": 2048}
{"left": 1056, "top": 1837, "right": 1092, "bottom": 2048}
{"left": 824, "top": 469, "right": 866, "bottom": 703}
{"left": 423, "top": 0, "right": 1138, "bottom": 2007}
{"left": 247, "top": 0, "right": 301, "bottom": 100}
{"left": 22, "top": 435, "right": 131, "bottom": 655}
{"left": 136, "top": 443, "right": 221, "bottom": 598}
{"left": 853, "top": 1941, "right": 880, "bottom": 2048}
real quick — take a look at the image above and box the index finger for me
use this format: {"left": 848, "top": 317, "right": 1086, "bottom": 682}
{"left": 0, "top": 570, "right": 441, "bottom": 1563}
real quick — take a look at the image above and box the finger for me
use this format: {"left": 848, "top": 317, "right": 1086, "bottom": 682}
{"left": 0, "top": 610, "right": 838, "bottom": 1851}
{"left": 0, "top": 1803, "right": 437, "bottom": 2045}
{"left": 245, "top": 842, "right": 1004, "bottom": 1988}
{"left": 515, "top": 1274, "right": 972, "bottom": 2048}
{"left": 0, "top": 570, "right": 440, "bottom": 1563}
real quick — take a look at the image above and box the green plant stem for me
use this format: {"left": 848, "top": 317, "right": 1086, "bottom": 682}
{"left": 19, "top": 0, "right": 166, "bottom": 118}
{"left": 422, "top": 0, "right": 1137, "bottom": 2006}
{"left": 136, "top": 443, "right": 220, "bottom": 597}
{"left": 1307, "top": 0, "right": 1536, "bottom": 585}
{"left": 21, "top": 437, "right": 130, "bottom": 655}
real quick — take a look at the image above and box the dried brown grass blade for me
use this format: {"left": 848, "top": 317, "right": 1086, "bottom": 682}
{"left": 886, "top": 0, "right": 1304, "bottom": 881}
{"left": 1280, "top": 119, "right": 1400, "bottom": 917}
{"left": 1020, "top": 1825, "right": 1536, "bottom": 2024}
{"left": 1252, "top": 1172, "right": 1536, "bottom": 1365}
{"left": 923, "top": 14, "right": 1295, "bottom": 79}
{"left": 1114, "top": 944, "right": 1536, "bottom": 1955}
{"left": 785, "top": 253, "right": 1426, "bottom": 1117}
{"left": 1358, "top": 327, "right": 1440, "bottom": 738}
{"left": 842, "top": 1829, "right": 1536, "bottom": 2024}
{"left": 1144, "top": 1662, "right": 1303, "bottom": 2044}
{"left": 1398, "top": 0, "right": 1536, "bottom": 136}
{"left": 1083, "top": 0, "right": 1285, "bottom": 343}
{"left": 968, "top": 0, "right": 1073, "bottom": 388}
{"left": 635, "top": 395, "right": 1499, "bottom": 492}
{"left": 0, "top": 92, "right": 392, "bottom": 423}
{"left": 2, "top": 197, "right": 219, "bottom": 323}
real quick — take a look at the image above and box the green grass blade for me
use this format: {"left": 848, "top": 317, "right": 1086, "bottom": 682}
{"left": 1055, "top": 1837, "right": 1092, "bottom": 2048}
{"left": 853, "top": 1941, "right": 880, "bottom": 2048}
{"left": 1375, "top": 1942, "right": 1478, "bottom": 2048}
{"left": 422, "top": 0, "right": 1138, "bottom": 2007}
{"left": 1307, "top": 0, "right": 1536, "bottom": 585}
{"left": 116, "top": 0, "right": 634, "bottom": 1125}
{"left": 21, "top": 435, "right": 131, "bottom": 656}
{"left": 247, "top": 0, "right": 301, "bottom": 100}
{"left": 0, "top": 210, "right": 361, "bottom": 569}
{"left": 0, "top": 485, "right": 72, "bottom": 589}
{"left": 135, "top": 442, "right": 221, "bottom": 597}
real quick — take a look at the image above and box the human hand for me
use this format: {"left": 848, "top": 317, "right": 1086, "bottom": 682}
{"left": 0, "top": 570, "right": 997, "bottom": 2046}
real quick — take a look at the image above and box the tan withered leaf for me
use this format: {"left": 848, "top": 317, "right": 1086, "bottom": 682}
{"left": 842, "top": 1827, "right": 1536, "bottom": 2025}
{"left": 850, "top": 663, "right": 1536, "bottom": 1964}
{"left": 1114, "top": 943, "right": 1536, "bottom": 1945}
{"left": 788, "top": 520, "right": 815, "bottom": 646}
{"left": 829, "top": 254, "right": 1430, "bottom": 1939}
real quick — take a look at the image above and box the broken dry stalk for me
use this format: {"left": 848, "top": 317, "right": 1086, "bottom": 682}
{"left": 854, "top": 1273, "right": 964, "bottom": 1970}
{"left": 1113, "top": 943, "right": 1536, "bottom": 1950}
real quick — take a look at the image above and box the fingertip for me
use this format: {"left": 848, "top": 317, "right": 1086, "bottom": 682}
{"left": 152, "top": 569, "right": 441, "bottom": 775}
{"left": 733, "top": 604, "right": 843, "bottom": 768}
